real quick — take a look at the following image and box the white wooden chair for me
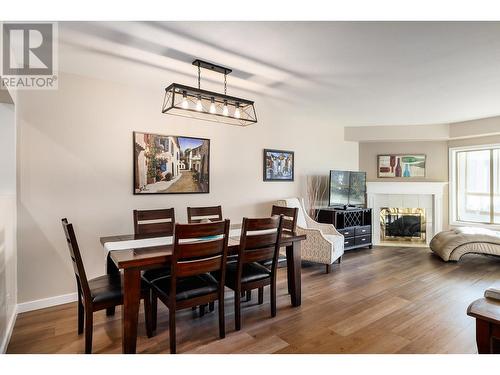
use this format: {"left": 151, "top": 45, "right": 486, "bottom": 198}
{"left": 277, "top": 198, "right": 344, "bottom": 273}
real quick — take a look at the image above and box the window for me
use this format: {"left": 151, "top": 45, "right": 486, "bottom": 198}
{"left": 450, "top": 145, "right": 500, "bottom": 225}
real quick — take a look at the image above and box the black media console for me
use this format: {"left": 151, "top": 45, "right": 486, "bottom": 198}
{"left": 316, "top": 207, "right": 373, "bottom": 251}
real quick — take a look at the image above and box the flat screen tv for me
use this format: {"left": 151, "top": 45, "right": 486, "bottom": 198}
{"left": 329, "top": 170, "right": 367, "bottom": 207}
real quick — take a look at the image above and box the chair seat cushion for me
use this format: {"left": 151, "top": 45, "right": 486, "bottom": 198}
{"left": 225, "top": 262, "right": 271, "bottom": 288}
{"left": 89, "top": 274, "right": 148, "bottom": 304}
{"left": 259, "top": 254, "right": 287, "bottom": 267}
{"left": 151, "top": 273, "right": 219, "bottom": 301}
{"left": 142, "top": 267, "right": 171, "bottom": 283}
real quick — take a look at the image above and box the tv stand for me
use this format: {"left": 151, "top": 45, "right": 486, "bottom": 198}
{"left": 316, "top": 207, "right": 372, "bottom": 251}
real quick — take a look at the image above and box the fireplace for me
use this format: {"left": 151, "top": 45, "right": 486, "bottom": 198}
{"left": 380, "top": 207, "right": 426, "bottom": 244}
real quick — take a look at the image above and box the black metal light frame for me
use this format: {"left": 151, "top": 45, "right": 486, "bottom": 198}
{"left": 162, "top": 60, "right": 257, "bottom": 126}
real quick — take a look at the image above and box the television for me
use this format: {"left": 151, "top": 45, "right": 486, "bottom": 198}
{"left": 329, "top": 170, "right": 367, "bottom": 207}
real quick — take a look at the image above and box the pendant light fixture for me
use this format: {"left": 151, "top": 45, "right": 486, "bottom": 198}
{"left": 162, "top": 59, "right": 257, "bottom": 126}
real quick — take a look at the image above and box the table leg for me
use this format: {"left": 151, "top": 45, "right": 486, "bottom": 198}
{"left": 106, "top": 255, "right": 119, "bottom": 316}
{"left": 122, "top": 268, "right": 141, "bottom": 354}
{"left": 476, "top": 319, "right": 491, "bottom": 354}
{"left": 286, "top": 241, "right": 302, "bottom": 307}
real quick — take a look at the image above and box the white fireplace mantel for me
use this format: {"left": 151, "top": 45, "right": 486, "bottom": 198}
{"left": 366, "top": 181, "right": 448, "bottom": 196}
{"left": 366, "top": 181, "right": 448, "bottom": 245}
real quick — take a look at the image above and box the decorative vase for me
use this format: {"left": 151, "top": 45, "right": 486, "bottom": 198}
{"left": 403, "top": 163, "right": 410, "bottom": 177}
{"left": 395, "top": 158, "right": 402, "bottom": 177}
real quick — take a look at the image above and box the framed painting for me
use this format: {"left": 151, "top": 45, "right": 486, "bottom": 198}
{"left": 134, "top": 131, "right": 210, "bottom": 194}
{"left": 377, "top": 154, "right": 426, "bottom": 178}
{"left": 263, "top": 149, "right": 294, "bottom": 181}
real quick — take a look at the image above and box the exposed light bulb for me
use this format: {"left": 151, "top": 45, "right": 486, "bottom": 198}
{"left": 222, "top": 100, "right": 229, "bottom": 116}
{"left": 181, "top": 91, "right": 189, "bottom": 109}
{"left": 195, "top": 95, "right": 203, "bottom": 112}
{"left": 234, "top": 102, "right": 241, "bottom": 119}
{"left": 209, "top": 97, "right": 216, "bottom": 114}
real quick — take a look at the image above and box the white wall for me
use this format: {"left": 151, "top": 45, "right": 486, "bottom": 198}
{"left": 16, "top": 72, "right": 358, "bottom": 304}
{"left": 0, "top": 103, "right": 17, "bottom": 352}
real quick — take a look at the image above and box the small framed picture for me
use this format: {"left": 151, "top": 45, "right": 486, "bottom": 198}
{"left": 377, "top": 154, "right": 426, "bottom": 178}
{"left": 263, "top": 149, "right": 294, "bottom": 181}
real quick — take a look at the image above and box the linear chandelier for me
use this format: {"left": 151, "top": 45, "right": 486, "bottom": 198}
{"left": 162, "top": 59, "right": 257, "bottom": 126}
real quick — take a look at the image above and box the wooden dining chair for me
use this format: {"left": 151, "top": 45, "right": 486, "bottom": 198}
{"left": 188, "top": 205, "right": 226, "bottom": 312}
{"left": 260, "top": 205, "right": 298, "bottom": 267}
{"left": 61, "top": 218, "right": 153, "bottom": 354}
{"left": 187, "top": 205, "right": 223, "bottom": 223}
{"left": 133, "top": 208, "right": 175, "bottom": 235}
{"left": 150, "top": 220, "right": 230, "bottom": 354}
{"left": 225, "top": 215, "right": 284, "bottom": 330}
{"left": 133, "top": 208, "right": 175, "bottom": 331}
{"left": 271, "top": 205, "right": 298, "bottom": 234}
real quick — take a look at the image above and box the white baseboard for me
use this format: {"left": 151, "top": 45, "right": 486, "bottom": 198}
{"left": 17, "top": 292, "right": 78, "bottom": 314}
{"left": 0, "top": 293, "right": 77, "bottom": 352}
{"left": 0, "top": 306, "right": 18, "bottom": 354}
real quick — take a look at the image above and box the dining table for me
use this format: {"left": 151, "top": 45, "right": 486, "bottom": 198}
{"left": 100, "top": 225, "right": 306, "bottom": 354}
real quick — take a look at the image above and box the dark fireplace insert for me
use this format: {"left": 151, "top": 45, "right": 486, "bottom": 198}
{"left": 380, "top": 208, "right": 426, "bottom": 243}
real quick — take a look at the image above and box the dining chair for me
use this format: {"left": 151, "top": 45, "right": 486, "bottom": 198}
{"left": 133, "top": 208, "right": 175, "bottom": 235}
{"left": 271, "top": 205, "right": 298, "bottom": 234}
{"left": 260, "top": 205, "right": 298, "bottom": 267}
{"left": 150, "top": 220, "right": 230, "bottom": 354}
{"left": 61, "top": 218, "right": 153, "bottom": 354}
{"left": 187, "top": 205, "right": 223, "bottom": 223}
{"left": 134, "top": 208, "right": 175, "bottom": 328}
{"left": 187, "top": 205, "right": 229, "bottom": 311}
{"left": 225, "top": 215, "right": 284, "bottom": 330}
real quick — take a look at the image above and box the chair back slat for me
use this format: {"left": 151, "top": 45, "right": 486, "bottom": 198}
{"left": 187, "top": 206, "right": 223, "bottom": 223}
{"left": 133, "top": 208, "right": 175, "bottom": 236}
{"left": 177, "top": 238, "right": 225, "bottom": 259}
{"left": 245, "top": 217, "right": 282, "bottom": 231}
{"left": 175, "top": 221, "right": 227, "bottom": 239}
{"left": 137, "top": 221, "right": 174, "bottom": 235}
{"left": 176, "top": 256, "right": 223, "bottom": 277}
{"left": 271, "top": 205, "right": 298, "bottom": 234}
{"left": 237, "top": 215, "right": 284, "bottom": 271}
{"left": 243, "top": 232, "right": 279, "bottom": 250}
{"left": 170, "top": 220, "right": 230, "bottom": 302}
{"left": 61, "top": 218, "right": 91, "bottom": 299}
{"left": 241, "top": 246, "right": 276, "bottom": 263}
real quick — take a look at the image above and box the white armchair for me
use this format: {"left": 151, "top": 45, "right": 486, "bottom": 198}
{"left": 277, "top": 198, "right": 344, "bottom": 273}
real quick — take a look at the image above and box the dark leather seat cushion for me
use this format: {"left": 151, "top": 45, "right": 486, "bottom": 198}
{"left": 259, "top": 254, "right": 287, "bottom": 267}
{"left": 89, "top": 274, "right": 148, "bottom": 304}
{"left": 151, "top": 273, "right": 219, "bottom": 301}
{"left": 225, "top": 262, "right": 271, "bottom": 289}
{"left": 142, "top": 267, "right": 171, "bottom": 284}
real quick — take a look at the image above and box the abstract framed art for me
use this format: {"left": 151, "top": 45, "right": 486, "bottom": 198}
{"left": 377, "top": 154, "right": 426, "bottom": 178}
{"left": 263, "top": 149, "right": 294, "bottom": 181}
{"left": 134, "top": 131, "right": 210, "bottom": 194}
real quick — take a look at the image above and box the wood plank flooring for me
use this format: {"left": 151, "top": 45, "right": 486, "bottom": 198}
{"left": 8, "top": 246, "right": 500, "bottom": 354}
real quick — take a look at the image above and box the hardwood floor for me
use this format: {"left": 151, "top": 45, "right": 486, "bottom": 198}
{"left": 8, "top": 246, "right": 500, "bottom": 354}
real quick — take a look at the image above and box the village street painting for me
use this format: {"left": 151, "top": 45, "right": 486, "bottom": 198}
{"left": 134, "top": 132, "right": 210, "bottom": 194}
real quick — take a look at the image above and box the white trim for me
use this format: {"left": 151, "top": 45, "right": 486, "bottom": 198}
{"left": 449, "top": 143, "right": 500, "bottom": 225}
{"left": 17, "top": 292, "right": 78, "bottom": 314}
{"left": 366, "top": 181, "right": 448, "bottom": 195}
{"left": 366, "top": 182, "right": 447, "bottom": 245}
{"left": 0, "top": 293, "right": 77, "bottom": 352}
{"left": 450, "top": 221, "right": 500, "bottom": 231}
{"left": 0, "top": 305, "right": 17, "bottom": 354}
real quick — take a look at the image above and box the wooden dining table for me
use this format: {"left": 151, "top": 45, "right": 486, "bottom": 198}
{"left": 100, "top": 227, "right": 306, "bottom": 354}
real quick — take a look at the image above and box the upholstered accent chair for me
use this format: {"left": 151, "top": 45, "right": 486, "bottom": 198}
{"left": 277, "top": 198, "right": 344, "bottom": 273}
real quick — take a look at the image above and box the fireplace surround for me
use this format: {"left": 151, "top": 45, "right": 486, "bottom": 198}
{"left": 366, "top": 182, "right": 447, "bottom": 245}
